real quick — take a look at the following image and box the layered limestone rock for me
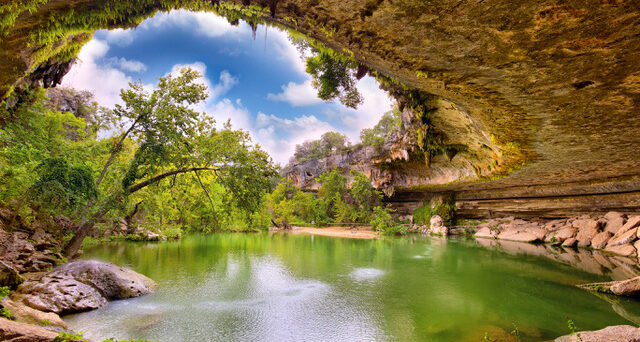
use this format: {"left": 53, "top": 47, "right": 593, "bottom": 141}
{"left": 285, "top": 99, "right": 498, "bottom": 195}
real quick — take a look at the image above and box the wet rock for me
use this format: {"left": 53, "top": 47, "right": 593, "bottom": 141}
{"left": 0, "top": 317, "right": 58, "bottom": 341}
{"left": 474, "top": 227, "right": 497, "bottom": 239}
{"left": 17, "top": 260, "right": 157, "bottom": 315}
{"left": 545, "top": 226, "right": 577, "bottom": 243}
{"left": 555, "top": 325, "right": 640, "bottom": 342}
{"left": 605, "top": 244, "right": 637, "bottom": 258}
{"left": 1, "top": 298, "right": 67, "bottom": 329}
{"left": 498, "top": 230, "right": 540, "bottom": 243}
{"left": 607, "top": 228, "right": 638, "bottom": 247}
{"left": 591, "top": 231, "right": 613, "bottom": 249}
{"left": 611, "top": 276, "right": 640, "bottom": 297}
{"left": 0, "top": 261, "right": 23, "bottom": 289}
{"left": 604, "top": 212, "right": 627, "bottom": 234}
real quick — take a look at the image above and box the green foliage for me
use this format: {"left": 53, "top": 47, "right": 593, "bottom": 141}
{"left": 0, "top": 286, "right": 11, "bottom": 320}
{"left": 371, "top": 206, "right": 405, "bottom": 235}
{"left": 359, "top": 106, "right": 402, "bottom": 150}
{"left": 348, "top": 170, "right": 381, "bottom": 223}
{"left": 39, "top": 318, "right": 51, "bottom": 326}
{"left": 30, "top": 157, "right": 97, "bottom": 215}
{"left": 306, "top": 51, "right": 363, "bottom": 108}
{"left": 317, "top": 168, "right": 348, "bottom": 223}
{"left": 267, "top": 179, "right": 321, "bottom": 227}
{"left": 54, "top": 331, "right": 84, "bottom": 342}
{"left": 292, "top": 131, "right": 350, "bottom": 163}
{"left": 413, "top": 202, "right": 456, "bottom": 226}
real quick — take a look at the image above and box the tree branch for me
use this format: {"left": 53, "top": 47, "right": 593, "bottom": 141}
{"left": 127, "top": 167, "right": 218, "bottom": 194}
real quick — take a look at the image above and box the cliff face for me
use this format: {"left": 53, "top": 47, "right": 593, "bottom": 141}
{"left": 285, "top": 97, "right": 502, "bottom": 196}
{"left": 2, "top": 0, "right": 640, "bottom": 217}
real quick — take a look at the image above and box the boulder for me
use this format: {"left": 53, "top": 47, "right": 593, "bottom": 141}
{"left": 474, "top": 227, "right": 497, "bottom": 239}
{"left": 0, "top": 317, "right": 58, "bottom": 342}
{"left": 561, "top": 238, "right": 577, "bottom": 247}
{"left": 498, "top": 230, "right": 540, "bottom": 243}
{"left": 605, "top": 244, "right": 637, "bottom": 257}
{"left": 545, "top": 226, "right": 577, "bottom": 243}
{"left": 0, "top": 261, "right": 23, "bottom": 289}
{"left": 607, "top": 228, "right": 638, "bottom": 247}
{"left": 17, "top": 260, "right": 157, "bottom": 315}
{"left": 529, "top": 227, "right": 547, "bottom": 240}
{"left": 1, "top": 298, "right": 67, "bottom": 329}
{"left": 429, "top": 215, "right": 448, "bottom": 236}
{"left": 613, "top": 215, "right": 640, "bottom": 238}
{"left": 574, "top": 220, "right": 601, "bottom": 247}
{"left": 555, "top": 325, "right": 640, "bottom": 342}
{"left": 611, "top": 276, "right": 640, "bottom": 297}
{"left": 591, "top": 231, "right": 613, "bottom": 249}
{"left": 604, "top": 212, "right": 627, "bottom": 234}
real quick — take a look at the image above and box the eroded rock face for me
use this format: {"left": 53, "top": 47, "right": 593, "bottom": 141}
{"left": 16, "top": 260, "right": 157, "bottom": 315}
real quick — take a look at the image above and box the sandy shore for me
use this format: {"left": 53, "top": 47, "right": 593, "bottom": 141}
{"left": 284, "top": 226, "right": 379, "bottom": 239}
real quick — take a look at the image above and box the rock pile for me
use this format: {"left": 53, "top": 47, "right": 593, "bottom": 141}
{"left": 474, "top": 212, "right": 640, "bottom": 258}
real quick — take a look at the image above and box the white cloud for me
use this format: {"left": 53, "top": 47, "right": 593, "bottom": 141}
{"left": 211, "top": 71, "right": 239, "bottom": 100}
{"left": 254, "top": 112, "right": 334, "bottom": 164}
{"left": 207, "top": 98, "right": 252, "bottom": 132}
{"left": 141, "top": 10, "right": 250, "bottom": 38}
{"left": 103, "top": 28, "right": 135, "bottom": 47}
{"left": 109, "top": 57, "right": 147, "bottom": 73}
{"left": 335, "top": 76, "right": 394, "bottom": 143}
{"left": 168, "top": 63, "right": 238, "bottom": 105}
{"left": 267, "top": 28, "right": 308, "bottom": 75}
{"left": 267, "top": 80, "right": 323, "bottom": 107}
{"left": 62, "top": 39, "right": 134, "bottom": 108}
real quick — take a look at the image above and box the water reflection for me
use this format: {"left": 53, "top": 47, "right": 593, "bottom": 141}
{"left": 64, "top": 233, "right": 640, "bottom": 341}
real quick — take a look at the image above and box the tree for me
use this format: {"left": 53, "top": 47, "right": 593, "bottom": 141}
{"left": 349, "top": 170, "right": 381, "bottom": 223}
{"left": 316, "top": 168, "right": 348, "bottom": 223}
{"left": 360, "top": 107, "right": 402, "bottom": 149}
{"left": 62, "top": 68, "right": 276, "bottom": 257}
{"left": 292, "top": 131, "right": 350, "bottom": 164}
{"left": 306, "top": 51, "right": 363, "bottom": 108}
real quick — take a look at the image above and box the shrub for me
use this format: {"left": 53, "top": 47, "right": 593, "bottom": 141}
{"left": 371, "top": 206, "right": 405, "bottom": 235}
{"left": 413, "top": 202, "right": 456, "bottom": 226}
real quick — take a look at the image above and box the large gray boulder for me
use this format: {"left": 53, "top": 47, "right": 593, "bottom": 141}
{"left": 16, "top": 260, "right": 157, "bottom": 315}
{"left": 555, "top": 325, "right": 640, "bottom": 342}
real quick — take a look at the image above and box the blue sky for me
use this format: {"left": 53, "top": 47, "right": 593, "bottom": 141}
{"left": 62, "top": 10, "right": 393, "bottom": 164}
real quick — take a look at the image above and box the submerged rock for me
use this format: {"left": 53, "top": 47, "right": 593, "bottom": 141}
{"left": 555, "top": 325, "right": 640, "bottom": 342}
{"left": 16, "top": 260, "right": 157, "bottom": 315}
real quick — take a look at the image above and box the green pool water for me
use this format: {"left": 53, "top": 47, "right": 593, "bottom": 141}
{"left": 64, "top": 233, "right": 640, "bottom": 341}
